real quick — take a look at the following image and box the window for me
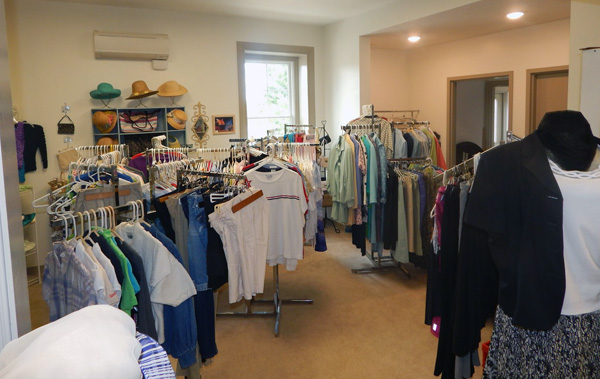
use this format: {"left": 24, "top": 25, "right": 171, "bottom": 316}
{"left": 237, "top": 42, "right": 314, "bottom": 139}
{"left": 245, "top": 56, "right": 297, "bottom": 138}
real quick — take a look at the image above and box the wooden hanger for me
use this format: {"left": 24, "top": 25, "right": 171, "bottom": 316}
{"left": 232, "top": 189, "right": 263, "bottom": 213}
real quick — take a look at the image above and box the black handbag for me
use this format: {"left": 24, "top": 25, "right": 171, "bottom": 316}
{"left": 57, "top": 115, "right": 75, "bottom": 135}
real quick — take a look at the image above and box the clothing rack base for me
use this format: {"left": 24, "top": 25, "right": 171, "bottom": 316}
{"left": 351, "top": 250, "right": 412, "bottom": 279}
{"left": 216, "top": 265, "right": 313, "bottom": 337}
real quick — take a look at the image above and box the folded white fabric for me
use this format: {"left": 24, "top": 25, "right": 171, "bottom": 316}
{"left": 0, "top": 305, "right": 142, "bottom": 379}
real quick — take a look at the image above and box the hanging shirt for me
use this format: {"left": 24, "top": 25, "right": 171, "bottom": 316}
{"left": 115, "top": 222, "right": 196, "bottom": 344}
{"left": 245, "top": 168, "right": 309, "bottom": 271}
{"left": 43, "top": 241, "right": 96, "bottom": 321}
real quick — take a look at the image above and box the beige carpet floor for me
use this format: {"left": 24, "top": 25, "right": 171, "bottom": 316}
{"left": 28, "top": 223, "right": 493, "bottom": 378}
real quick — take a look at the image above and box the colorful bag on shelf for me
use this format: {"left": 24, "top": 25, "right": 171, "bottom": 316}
{"left": 119, "top": 110, "right": 160, "bottom": 133}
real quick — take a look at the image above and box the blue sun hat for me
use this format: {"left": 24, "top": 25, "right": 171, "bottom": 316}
{"left": 90, "top": 83, "right": 121, "bottom": 100}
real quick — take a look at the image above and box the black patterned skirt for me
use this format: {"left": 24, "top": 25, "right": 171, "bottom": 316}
{"left": 483, "top": 306, "right": 600, "bottom": 378}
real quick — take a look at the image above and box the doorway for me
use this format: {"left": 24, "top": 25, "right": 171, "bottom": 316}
{"left": 526, "top": 66, "right": 569, "bottom": 134}
{"left": 447, "top": 72, "right": 513, "bottom": 166}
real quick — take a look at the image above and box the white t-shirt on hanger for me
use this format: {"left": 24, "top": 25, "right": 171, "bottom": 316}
{"left": 245, "top": 168, "right": 308, "bottom": 271}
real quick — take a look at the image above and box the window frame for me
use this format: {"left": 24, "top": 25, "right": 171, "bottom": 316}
{"left": 237, "top": 42, "right": 315, "bottom": 139}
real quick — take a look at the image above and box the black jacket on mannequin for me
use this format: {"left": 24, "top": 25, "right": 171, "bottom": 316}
{"left": 462, "top": 131, "right": 566, "bottom": 331}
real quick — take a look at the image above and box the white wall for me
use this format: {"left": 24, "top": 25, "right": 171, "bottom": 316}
{"left": 323, "top": 0, "right": 478, "bottom": 142}
{"left": 369, "top": 48, "right": 410, "bottom": 112}
{"left": 404, "top": 19, "right": 570, "bottom": 157}
{"left": 568, "top": 0, "right": 600, "bottom": 110}
{"left": 5, "top": 0, "right": 326, "bottom": 260}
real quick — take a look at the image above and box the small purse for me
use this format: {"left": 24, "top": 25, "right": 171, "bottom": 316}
{"left": 57, "top": 115, "right": 75, "bottom": 135}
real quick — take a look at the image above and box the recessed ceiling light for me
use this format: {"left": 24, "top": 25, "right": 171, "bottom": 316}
{"left": 408, "top": 36, "right": 421, "bottom": 43}
{"left": 506, "top": 11, "right": 524, "bottom": 20}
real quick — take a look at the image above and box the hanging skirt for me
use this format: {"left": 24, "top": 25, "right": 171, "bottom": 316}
{"left": 483, "top": 306, "right": 600, "bottom": 378}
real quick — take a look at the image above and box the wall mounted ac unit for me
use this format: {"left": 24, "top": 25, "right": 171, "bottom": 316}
{"left": 93, "top": 30, "right": 169, "bottom": 60}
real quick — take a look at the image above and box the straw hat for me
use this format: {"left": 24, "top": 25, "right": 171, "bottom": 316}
{"left": 92, "top": 110, "right": 117, "bottom": 133}
{"left": 157, "top": 80, "right": 188, "bottom": 97}
{"left": 126, "top": 80, "right": 158, "bottom": 100}
{"left": 90, "top": 83, "right": 121, "bottom": 100}
{"left": 167, "top": 109, "right": 187, "bottom": 130}
{"left": 97, "top": 136, "right": 119, "bottom": 146}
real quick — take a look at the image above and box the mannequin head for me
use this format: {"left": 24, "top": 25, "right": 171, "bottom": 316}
{"left": 536, "top": 110, "right": 597, "bottom": 171}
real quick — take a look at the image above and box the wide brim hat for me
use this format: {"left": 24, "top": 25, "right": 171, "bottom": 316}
{"left": 157, "top": 80, "right": 188, "bottom": 97}
{"left": 96, "top": 136, "right": 119, "bottom": 146}
{"left": 126, "top": 80, "right": 159, "bottom": 100}
{"left": 92, "top": 110, "right": 117, "bottom": 133}
{"left": 90, "top": 83, "right": 121, "bottom": 100}
{"left": 167, "top": 109, "right": 187, "bottom": 130}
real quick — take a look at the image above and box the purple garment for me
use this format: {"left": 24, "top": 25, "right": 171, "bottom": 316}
{"left": 15, "top": 122, "right": 24, "bottom": 169}
{"left": 129, "top": 155, "right": 150, "bottom": 178}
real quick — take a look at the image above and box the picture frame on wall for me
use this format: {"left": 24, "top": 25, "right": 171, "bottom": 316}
{"left": 212, "top": 115, "right": 235, "bottom": 134}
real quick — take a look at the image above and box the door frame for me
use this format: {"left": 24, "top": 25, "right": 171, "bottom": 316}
{"left": 525, "top": 65, "right": 569, "bottom": 135}
{"left": 447, "top": 71, "right": 513, "bottom": 167}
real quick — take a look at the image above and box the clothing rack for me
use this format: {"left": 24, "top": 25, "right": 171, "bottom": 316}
{"left": 48, "top": 201, "right": 140, "bottom": 229}
{"left": 351, "top": 157, "right": 432, "bottom": 278}
{"left": 377, "top": 109, "right": 420, "bottom": 121}
{"left": 217, "top": 265, "right": 313, "bottom": 337}
{"left": 341, "top": 123, "right": 381, "bottom": 135}
{"left": 35, "top": 164, "right": 120, "bottom": 215}
{"left": 176, "top": 168, "right": 314, "bottom": 336}
{"left": 77, "top": 144, "right": 129, "bottom": 160}
{"left": 148, "top": 158, "right": 204, "bottom": 202}
{"left": 434, "top": 131, "right": 523, "bottom": 182}
{"left": 284, "top": 124, "right": 313, "bottom": 134}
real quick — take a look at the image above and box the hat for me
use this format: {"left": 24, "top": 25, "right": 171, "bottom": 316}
{"left": 92, "top": 110, "right": 117, "bottom": 133}
{"left": 168, "top": 136, "right": 181, "bottom": 148}
{"left": 157, "top": 80, "right": 188, "bottom": 97}
{"left": 537, "top": 110, "right": 597, "bottom": 171}
{"left": 96, "top": 136, "right": 119, "bottom": 146}
{"left": 167, "top": 109, "right": 187, "bottom": 130}
{"left": 126, "top": 80, "right": 158, "bottom": 100}
{"left": 90, "top": 83, "right": 121, "bottom": 100}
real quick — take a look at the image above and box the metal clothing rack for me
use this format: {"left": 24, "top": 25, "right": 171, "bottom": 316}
{"left": 434, "top": 131, "right": 522, "bottom": 183}
{"left": 217, "top": 265, "right": 313, "bottom": 337}
{"left": 284, "top": 124, "right": 313, "bottom": 134}
{"left": 176, "top": 168, "right": 314, "bottom": 337}
{"left": 77, "top": 144, "right": 129, "bottom": 160}
{"left": 48, "top": 201, "right": 140, "bottom": 229}
{"left": 377, "top": 109, "right": 420, "bottom": 122}
{"left": 351, "top": 157, "right": 432, "bottom": 279}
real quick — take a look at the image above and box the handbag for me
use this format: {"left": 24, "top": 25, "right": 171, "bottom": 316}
{"left": 56, "top": 147, "right": 79, "bottom": 171}
{"left": 119, "top": 110, "right": 159, "bottom": 133}
{"left": 57, "top": 115, "right": 75, "bottom": 135}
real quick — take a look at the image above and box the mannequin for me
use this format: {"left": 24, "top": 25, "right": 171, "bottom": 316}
{"left": 536, "top": 110, "right": 599, "bottom": 171}
{"left": 458, "top": 110, "right": 600, "bottom": 378}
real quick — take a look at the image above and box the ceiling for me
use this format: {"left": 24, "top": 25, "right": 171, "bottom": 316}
{"left": 48, "top": 0, "right": 571, "bottom": 50}
{"left": 46, "top": 0, "right": 396, "bottom": 25}
{"left": 369, "top": 0, "right": 571, "bottom": 50}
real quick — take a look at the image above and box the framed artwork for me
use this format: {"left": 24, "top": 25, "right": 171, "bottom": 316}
{"left": 212, "top": 115, "right": 235, "bottom": 134}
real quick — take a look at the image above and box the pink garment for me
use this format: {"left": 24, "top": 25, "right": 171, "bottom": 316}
{"left": 435, "top": 186, "right": 446, "bottom": 248}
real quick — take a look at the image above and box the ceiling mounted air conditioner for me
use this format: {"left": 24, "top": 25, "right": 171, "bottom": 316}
{"left": 93, "top": 30, "right": 169, "bottom": 61}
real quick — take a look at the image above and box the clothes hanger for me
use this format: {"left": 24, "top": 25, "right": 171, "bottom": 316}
{"left": 107, "top": 206, "right": 124, "bottom": 241}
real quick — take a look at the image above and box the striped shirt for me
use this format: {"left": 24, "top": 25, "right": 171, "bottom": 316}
{"left": 136, "top": 333, "right": 176, "bottom": 379}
